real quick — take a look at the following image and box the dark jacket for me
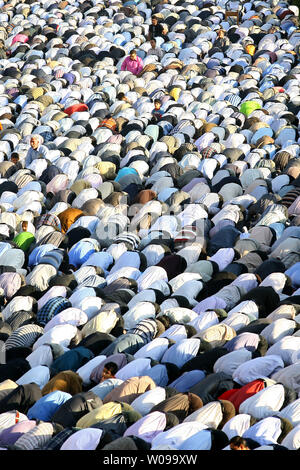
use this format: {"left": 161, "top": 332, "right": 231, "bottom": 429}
{"left": 52, "top": 391, "right": 103, "bottom": 428}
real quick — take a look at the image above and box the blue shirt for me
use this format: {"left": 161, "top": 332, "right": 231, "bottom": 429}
{"left": 68, "top": 241, "right": 96, "bottom": 268}
{"left": 27, "top": 391, "right": 72, "bottom": 422}
{"left": 28, "top": 244, "right": 57, "bottom": 267}
{"left": 25, "top": 144, "right": 49, "bottom": 166}
{"left": 286, "top": 262, "right": 300, "bottom": 288}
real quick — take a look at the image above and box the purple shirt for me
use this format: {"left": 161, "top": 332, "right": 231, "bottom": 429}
{"left": 0, "top": 420, "right": 37, "bottom": 446}
{"left": 121, "top": 55, "right": 144, "bottom": 75}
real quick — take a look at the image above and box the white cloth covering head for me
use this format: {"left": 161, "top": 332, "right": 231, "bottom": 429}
{"left": 183, "top": 401, "right": 223, "bottom": 429}
{"left": 271, "top": 363, "right": 300, "bottom": 395}
{"left": 123, "top": 411, "right": 167, "bottom": 443}
{"left": 213, "top": 348, "right": 253, "bottom": 377}
{"left": 60, "top": 428, "right": 103, "bottom": 450}
{"left": 232, "top": 355, "right": 284, "bottom": 385}
{"left": 43, "top": 307, "right": 88, "bottom": 333}
{"left": 243, "top": 417, "right": 283, "bottom": 446}
{"left": 16, "top": 365, "right": 50, "bottom": 389}
{"left": 25, "top": 346, "right": 54, "bottom": 369}
{"left": 160, "top": 338, "right": 200, "bottom": 369}
{"left": 131, "top": 387, "right": 166, "bottom": 416}
{"left": 151, "top": 421, "right": 209, "bottom": 450}
{"left": 279, "top": 397, "right": 300, "bottom": 427}
{"left": 90, "top": 379, "right": 124, "bottom": 401}
{"left": 266, "top": 336, "right": 300, "bottom": 366}
{"left": 260, "top": 319, "right": 296, "bottom": 346}
{"left": 123, "top": 302, "right": 156, "bottom": 331}
{"left": 222, "top": 414, "right": 252, "bottom": 440}
{"left": 281, "top": 424, "right": 300, "bottom": 450}
{"left": 159, "top": 324, "right": 187, "bottom": 343}
{"left": 134, "top": 338, "right": 169, "bottom": 362}
{"left": 239, "top": 384, "right": 286, "bottom": 420}
{"left": 32, "top": 324, "right": 78, "bottom": 351}
{"left": 188, "top": 311, "right": 219, "bottom": 332}
{"left": 115, "top": 358, "right": 152, "bottom": 381}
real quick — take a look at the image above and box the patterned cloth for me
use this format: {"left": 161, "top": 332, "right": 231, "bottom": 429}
{"left": 0, "top": 411, "right": 28, "bottom": 432}
{"left": 129, "top": 319, "right": 158, "bottom": 344}
{"left": 6, "top": 310, "right": 33, "bottom": 331}
{"left": 201, "top": 146, "right": 217, "bottom": 159}
{"left": 38, "top": 249, "right": 65, "bottom": 271}
{"left": 35, "top": 213, "right": 61, "bottom": 231}
{"left": 42, "top": 428, "right": 78, "bottom": 450}
{"left": 224, "top": 93, "right": 241, "bottom": 107}
{"left": 13, "top": 422, "right": 54, "bottom": 450}
{"left": 54, "top": 68, "right": 65, "bottom": 79}
{"left": 37, "top": 297, "right": 72, "bottom": 327}
{"left": 5, "top": 325, "right": 44, "bottom": 350}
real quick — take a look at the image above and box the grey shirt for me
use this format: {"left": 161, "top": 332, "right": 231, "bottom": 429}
{"left": 147, "top": 47, "right": 163, "bottom": 60}
{"left": 25, "top": 145, "right": 49, "bottom": 167}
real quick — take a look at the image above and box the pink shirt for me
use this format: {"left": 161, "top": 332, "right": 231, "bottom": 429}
{"left": 121, "top": 55, "right": 144, "bottom": 75}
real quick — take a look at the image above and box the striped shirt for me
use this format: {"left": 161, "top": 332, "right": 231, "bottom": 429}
{"left": 36, "top": 214, "right": 61, "bottom": 231}
{"left": 14, "top": 422, "right": 54, "bottom": 450}
{"left": 5, "top": 325, "right": 44, "bottom": 350}
{"left": 38, "top": 249, "right": 65, "bottom": 271}
{"left": 224, "top": 93, "right": 242, "bottom": 107}
{"left": 114, "top": 233, "right": 140, "bottom": 250}
{"left": 42, "top": 428, "right": 78, "bottom": 450}
{"left": 6, "top": 310, "right": 33, "bottom": 331}
{"left": 129, "top": 319, "right": 158, "bottom": 344}
{"left": 37, "top": 297, "right": 72, "bottom": 327}
{"left": 0, "top": 411, "right": 28, "bottom": 432}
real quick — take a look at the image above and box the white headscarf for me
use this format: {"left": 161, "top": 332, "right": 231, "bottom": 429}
{"left": 232, "top": 355, "right": 284, "bottom": 385}
{"left": 239, "top": 384, "right": 285, "bottom": 420}
{"left": 222, "top": 414, "right": 252, "bottom": 440}
{"left": 16, "top": 365, "right": 50, "bottom": 389}
{"left": 278, "top": 397, "right": 300, "bottom": 427}
{"left": 183, "top": 401, "right": 223, "bottom": 429}
{"left": 60, "top": 428, "right": 103, "bottom": 450}
{"left": 161, "top": 338, "right": 200, "bottom": 368}
{"left": 243, "top": 417, "right": 282, "bottom": 446}
{"left": 131, "top": 387, "right": 166, "bottom": 416}
{"left": 134, "top": 338, "right": 169, "bottom": 362}
{"left": 281, "top": 424, "right": 300, "bottom": 450}
{"left": 115, "top": 358, "right": 152, "bottom": 381}
{"left": 151, "top": 422, "right": 209, "bottom": 450}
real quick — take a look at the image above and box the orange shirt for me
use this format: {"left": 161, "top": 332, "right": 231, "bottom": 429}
{"left": 98, "top": 117, "right": 117, "bottom": 132}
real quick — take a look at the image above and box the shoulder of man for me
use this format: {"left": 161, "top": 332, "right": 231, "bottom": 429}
{"left": 39, "top": 145, "right": 49, "bottom": 155}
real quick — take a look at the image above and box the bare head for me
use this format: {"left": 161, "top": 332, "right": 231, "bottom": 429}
{"left": 100, "top": 362, "right": 118, "bottom": 382}
{"left": 229, "top": 437, "right": 250, "bottom": 451}
{"left": 130, "top": 49, "right": 137, "bottom": 60}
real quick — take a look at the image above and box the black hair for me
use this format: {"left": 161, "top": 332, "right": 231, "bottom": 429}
{"left": 117, "top": 92, "right": 125, "bottom": 100}
{"left": 229, "top": 436, "right": 248, "bottom": 448}
{"left": 103, "top": 362, "right": 118, "bottom": 375}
